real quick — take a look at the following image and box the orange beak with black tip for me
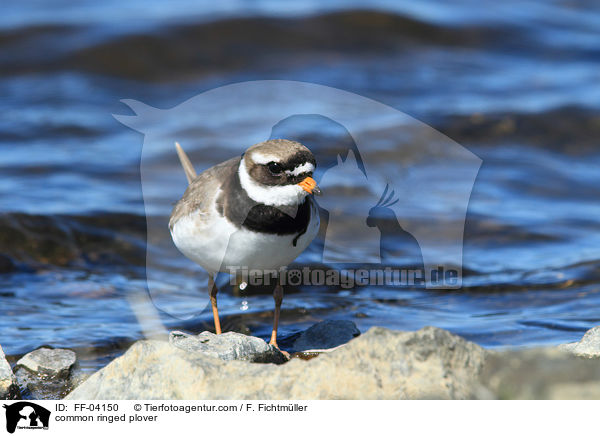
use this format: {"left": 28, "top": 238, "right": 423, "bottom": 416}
{"left": 297, "top": 177, "right": 322, "bottom": 196}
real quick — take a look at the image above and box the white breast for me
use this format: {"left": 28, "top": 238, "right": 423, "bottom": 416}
{"left": 170, "top": 197, "right": 320, "bottom": 274}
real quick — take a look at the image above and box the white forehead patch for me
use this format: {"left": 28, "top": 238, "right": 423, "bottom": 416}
{"left": 285, "top": 162, "right": 315, "bottom": 177}
{"left": 251, "top": 152, "right": 280, "bottom": 165}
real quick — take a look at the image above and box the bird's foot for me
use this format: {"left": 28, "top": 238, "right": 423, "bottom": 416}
{"left": 269, "top": 341, "right": 290, "bottom": 360}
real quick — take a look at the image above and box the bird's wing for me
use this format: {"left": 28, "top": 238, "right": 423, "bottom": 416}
{"left": 169, "top": 156, "right": 240, "bottom": 231}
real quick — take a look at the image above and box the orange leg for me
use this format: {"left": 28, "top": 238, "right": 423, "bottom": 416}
{"left": 209, "top": 275, "right": 221, "bottom": 334}
{"left": 269, "top": 282, "right": 290, "bottom": 360}
{"left": 269, "top": 282, "right": 282, "bottom": 347}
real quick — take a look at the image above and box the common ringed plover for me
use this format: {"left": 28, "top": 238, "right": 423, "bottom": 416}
{"left": 169, "top": 139, "right": 321, "bottom": 351}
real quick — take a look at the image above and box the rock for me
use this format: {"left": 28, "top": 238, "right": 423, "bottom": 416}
{"left": 15, "top": 348, "right": 77, "bottom": 400}
{"left": 292, "top": 320, "right": 360, "bottom": 351}
{"left": 559, "top": 326, "right": 600, "bottom": 358}
{"left": 478, "top": 348, "right": 600, "bottom": 399}
{"left": 67, "top": 326, "right": 487, "bottom": 400}
{"left": 169, "top": 331, "right": 287, "bottom": 364}
{"left": 16, "top": 348, "right": 76, "bottom": 378}
{"left": 64, "top": 323, "right": 600, "bottom": 400}
{"left": 0, "top": 345, "right": 19, "bottom": 399}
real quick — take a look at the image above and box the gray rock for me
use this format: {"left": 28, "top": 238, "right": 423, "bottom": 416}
{"left": 478, "top": 348, "right": 600, "bottom": 399}
{"left": 292, "top": 320, "right": 360, "bottom": 351}
{"left": 169, "top": 331, "right": 287, "bottom": 364}
{"left": 64, "top": 323, "right": 600, "bottom": 400}
{"left": 559, "top": 326, "right": 600, "bottom": 358}
{"left": 67, "top": 326, "right": 487, "bottom": 400}
{"left": 0, "top": 345, "right": 18, "bottom": 400}
{"left": 15, "top": 348, "right": 77, "bottom": 400}
{"left": 16, "top": 348, "right": 76, "bottom": 378}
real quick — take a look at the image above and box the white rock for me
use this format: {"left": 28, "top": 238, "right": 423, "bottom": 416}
{"left": 0, "top": 345, "right": 18, "bottom": 399}
{"left": 559, "top": 326, "right": 600, "bottom": 359}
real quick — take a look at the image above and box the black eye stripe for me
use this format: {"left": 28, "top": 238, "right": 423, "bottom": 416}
{"left": 287, "top": 152, "right": 316, "bottom": 169}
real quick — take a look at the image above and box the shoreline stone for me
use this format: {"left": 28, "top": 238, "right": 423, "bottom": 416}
{"left": 169, "top": 331, "right": 287, "bottom": 364}
{"left": 67, "top": 326, "right": 487, "bottom": 400}
{"left": 480, "top": 348, "right": 600, "bottom": 399}
{"left": 559, "top": 326, "right": 600, "bottom": 359}
{"left": 62, "top": 323, "right": 600, "bottom": 400}
{"left": 15, "top": 347, "right": 77, "bottom": 400}
{"left": 0, "top": 345, "right": 19, "bottom": 400}
{"left": 16, "top": 348, "right": 77, "bottom": 378}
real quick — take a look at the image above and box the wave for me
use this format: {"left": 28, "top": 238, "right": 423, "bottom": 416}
{"left": 434, "top": 105, "right": 600, "bottom": 153}
{"left": 0, "top": 10, "right": 530, "bottom": 80}
{"left": 0, "top": 212, "right": 147, "bottom": 270}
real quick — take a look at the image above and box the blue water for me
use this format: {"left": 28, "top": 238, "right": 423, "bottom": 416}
{"left": 1, "top": 0, "right": 600, "bottom": 370}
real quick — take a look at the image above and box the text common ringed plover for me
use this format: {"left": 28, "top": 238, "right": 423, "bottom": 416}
{"left": 169, "top": 139, "right": 321, "bottom": 351}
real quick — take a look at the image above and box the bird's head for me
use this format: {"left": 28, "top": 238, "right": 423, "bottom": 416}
{"left": 239, "top": 139, "right": 321, "bottom": 206}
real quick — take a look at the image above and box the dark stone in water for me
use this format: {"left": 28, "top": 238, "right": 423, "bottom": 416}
{"left": 293, "top": 320, "right": 361, "bottom": 351}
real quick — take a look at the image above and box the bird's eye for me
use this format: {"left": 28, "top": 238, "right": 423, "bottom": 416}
{"left": 267, "top": 162, "right": 283, "bottom": 175}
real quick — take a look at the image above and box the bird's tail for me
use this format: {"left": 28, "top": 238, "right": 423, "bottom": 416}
{"left": 175, "top": 142, "right": 197, "bottom": 185}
